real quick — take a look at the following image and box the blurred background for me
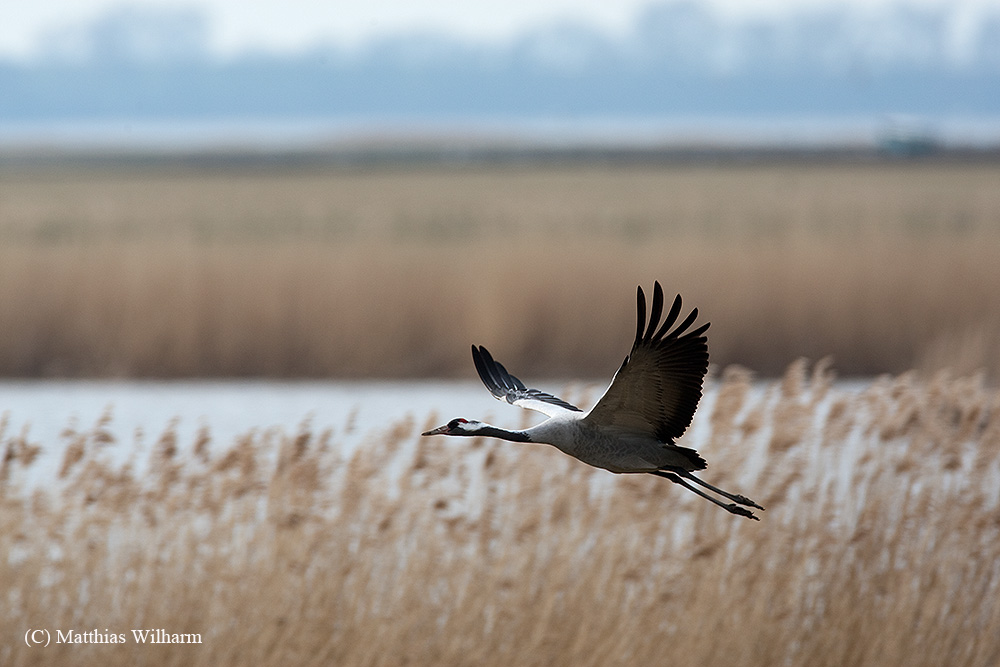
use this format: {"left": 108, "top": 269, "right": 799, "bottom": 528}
{"left": 2, "top": 0, "right": 999, "bottom": 380}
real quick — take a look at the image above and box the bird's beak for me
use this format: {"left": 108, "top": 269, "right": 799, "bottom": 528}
{"left": 421, "top": 424, "right": 450, "bottom": 436}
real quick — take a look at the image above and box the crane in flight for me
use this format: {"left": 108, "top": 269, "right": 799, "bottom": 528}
{"left": 422, "top": 282, "right": 763, "bottom": 520}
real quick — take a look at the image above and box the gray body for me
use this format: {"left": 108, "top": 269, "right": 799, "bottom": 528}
{"left": 523, "top": 416, "right": 702, "bottom": 474}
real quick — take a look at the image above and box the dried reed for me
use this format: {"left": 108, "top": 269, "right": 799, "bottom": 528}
{"left": 2, "top": 364, "right": 999, "bottom": 666}
{"left": 1, "top": 162, "right": 999, "bottom": 379}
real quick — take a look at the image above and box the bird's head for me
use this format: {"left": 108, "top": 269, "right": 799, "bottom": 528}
{"left": 421, "top": 418, "right": 483, "bottom": 436}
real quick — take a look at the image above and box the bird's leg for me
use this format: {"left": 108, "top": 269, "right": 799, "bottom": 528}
{"left": 651, "top": 471, "right": 760, "bottom": 521}
{"left": 673, "top": 469, "right": 765, "bottom": 511}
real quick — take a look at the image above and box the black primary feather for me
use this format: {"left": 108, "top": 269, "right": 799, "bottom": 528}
{"left": 472, "top": 345, "right": 582, "bottom": 413}
{"left": 587, "top": 281, "right": 710, "bottom": 446}
{"left": 632, "top": 282, "right": 709, "bottom": 442}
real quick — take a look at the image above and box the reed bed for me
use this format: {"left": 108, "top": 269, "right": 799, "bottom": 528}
{"left": 2, "top": 363, "right": 999, "bottom": 666}
{"left": 1, "top": 162, "right": 999, "bottom": 379}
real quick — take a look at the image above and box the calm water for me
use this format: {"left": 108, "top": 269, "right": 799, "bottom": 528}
{"left": 0, "top": 379, "right": 508, "bottom": 446}
{"left": 0, "top": 379, "right": 569, "bottom": 483}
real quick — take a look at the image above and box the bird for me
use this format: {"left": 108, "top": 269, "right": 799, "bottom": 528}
{"left": 422, "top": 281, "right": 763, "bottom": 520}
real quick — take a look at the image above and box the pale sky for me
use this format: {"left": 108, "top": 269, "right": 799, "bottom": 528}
{"left": 3, "top": 0, "right": 998, "bottom": 59}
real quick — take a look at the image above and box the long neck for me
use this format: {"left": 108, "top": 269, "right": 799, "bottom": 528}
{"left": 472, "top": 424, "right": 532, "bottom": 443}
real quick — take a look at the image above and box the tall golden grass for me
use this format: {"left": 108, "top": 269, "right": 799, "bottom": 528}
{"left": 1, "top": 161, "right": 999, "bottom": 378}
{"left": 2, "top": 363, "right": 999, "bottom": 666}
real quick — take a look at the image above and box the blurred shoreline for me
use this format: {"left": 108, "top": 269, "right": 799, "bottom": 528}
{"left": 4, "top": 140, "right": 1000, "bottom": 173}
{"left": 3, "top": 115, "right": 1000, "bottom": 164}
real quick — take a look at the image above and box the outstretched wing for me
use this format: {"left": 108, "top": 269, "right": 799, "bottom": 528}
{"left": 583, "top": 282, "right": 709, "bottom": 444}
{"left": 471, "top": 345, "right": 582, "bottom": 418}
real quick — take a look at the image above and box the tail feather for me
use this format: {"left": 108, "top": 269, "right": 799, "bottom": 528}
{"left": 667, "top": 445, "right": 707, "bottom": 472}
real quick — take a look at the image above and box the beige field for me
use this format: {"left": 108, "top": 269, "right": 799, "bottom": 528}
{"left": 2, "top": 362, "right": 998, "bottom": 666}
{"left": 1, "top": 160, "right": 999, "bottom": 379}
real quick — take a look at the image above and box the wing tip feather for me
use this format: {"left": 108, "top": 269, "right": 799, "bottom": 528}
{"left": 634, "top": 283, "right": 708, "bottom": 346}
{"left": 635, "top": 284, "right": 646, "bottom": 344}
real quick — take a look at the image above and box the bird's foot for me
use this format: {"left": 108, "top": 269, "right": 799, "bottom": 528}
{"left": 733, "top": 494, "right": 765, "bottom": 511}
{"left": 727, "top": 504, "right": 760, "bottom": 521}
